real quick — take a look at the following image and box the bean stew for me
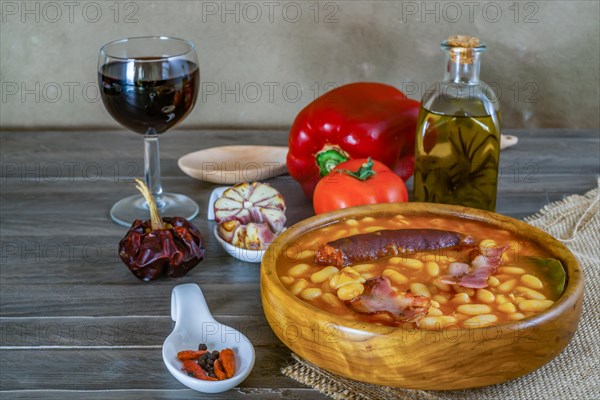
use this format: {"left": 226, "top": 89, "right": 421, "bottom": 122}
{"left": 276, "top": 214, "right": 566, "bottom": 330}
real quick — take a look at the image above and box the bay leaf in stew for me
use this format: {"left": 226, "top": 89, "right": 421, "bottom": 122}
{"left": 524, "top": 256, "right": 567, "bottom": 298}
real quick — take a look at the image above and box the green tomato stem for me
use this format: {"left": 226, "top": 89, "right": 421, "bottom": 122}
{"left": 337, "top": 158, "right": 376, "bottom": 181}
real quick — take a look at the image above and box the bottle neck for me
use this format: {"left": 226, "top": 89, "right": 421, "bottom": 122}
{"left": 443, "top": 49, "right": 481, "bottom": 84}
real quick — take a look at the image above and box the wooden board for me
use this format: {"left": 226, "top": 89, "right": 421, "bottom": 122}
{"left": 1, "top": 128, "right": 598, "bottom": 398}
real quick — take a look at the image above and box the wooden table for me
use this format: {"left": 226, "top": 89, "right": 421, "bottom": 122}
{"left": 1, "top": 129, "right": 598, "bottom": 399}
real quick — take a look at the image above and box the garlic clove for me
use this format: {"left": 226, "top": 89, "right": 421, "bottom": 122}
{"left": 244, "top": 223, "right": 276, "bottom": 250}
{"left": 217, "top": 220, "right": 240, "bottom": 243}
{"left": 261, "top": 208, "right": 286, "bottom": 233}
{"left": 249, "top": 184, "right": 285, "bottom": 209}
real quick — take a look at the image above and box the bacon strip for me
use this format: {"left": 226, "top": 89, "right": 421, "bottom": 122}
{"left": 439, "top": 245, "right": 509, "bottom": 288}
{"left": 315, "top": 229, "right": 473, "bottom": 267}
{"left": 346, "top": 276, "right": 431, "bottom": 324}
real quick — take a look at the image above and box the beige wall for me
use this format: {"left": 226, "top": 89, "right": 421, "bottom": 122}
{"left": 1, "top": 0, "right": 598, "bottom": 130}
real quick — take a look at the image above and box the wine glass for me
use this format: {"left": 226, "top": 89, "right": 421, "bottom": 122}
{"left": 98, "top": 36, "right": 200, "bottom": 226}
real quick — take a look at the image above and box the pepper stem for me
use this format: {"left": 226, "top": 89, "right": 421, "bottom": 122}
{"left": 315, "top": 147, "right": 349, "bottom": 176}
{"left": 337, "top": 157, "right": 376, "bottom": 181}
{"left": 134, "top": 178, "right": 164, "bottom": 230}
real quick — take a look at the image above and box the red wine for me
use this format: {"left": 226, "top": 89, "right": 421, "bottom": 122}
{"left": 99, "top": 59, "right": 199, "bottom": 134}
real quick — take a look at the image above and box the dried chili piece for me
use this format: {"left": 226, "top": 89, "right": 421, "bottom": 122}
{"left": 178, "top": 344, "right": 237, "bottom": 381}
{"left": 219, "top": 348, "right": 236, "bottom": 378}
{"left": 181, "top": 360, "right": 217, "bottom": 381}
{"left": 118, "top": 179, "right": 205, "bottom": 281}
{"left": 214, "top": 359, "right": 228, "bottom": 380}
{"left": 177, "top": 350, "right": 207, "bottom": 361}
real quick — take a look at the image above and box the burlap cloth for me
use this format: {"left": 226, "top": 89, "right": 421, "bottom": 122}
{"left": 282, "top": 180, "right": 600, "bottom": 400}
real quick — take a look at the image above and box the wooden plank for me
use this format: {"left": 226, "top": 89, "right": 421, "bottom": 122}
{"left": 0, "top": 388, "right": 328, "bottom": 400}
{"left": 1, "top": 130, "right": 598, "bottom": 180}
{"left": 0, "top": 130, "right": 290, "bottom": 179}
{"left": 0, "top": 347, "right": 304, "bottom": 391}
{"left": 1, "top": 174, "right": 595, "bottom": 238}
{"left": 0, "top": 177, "right": 313, "bottom": 237}
{"left": 0, "top": 316, "right": 280, "bottom": 347}
{"left": 0, "top": 235, "right": 262, "bottom": 285}
{"left": 0, "top": 128, "right": 597, "bottom": 398}
{"left": 0, "top": 175, "right": 596, "bottom": 287}
{"left": 504, "top": 129, "right": 599, "bottom": 139}
{"left": 0, "top": 284, "right": 262, "bottom": 318}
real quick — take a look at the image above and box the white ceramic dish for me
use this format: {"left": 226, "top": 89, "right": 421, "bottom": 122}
{"left": 162, "top": 283, "right": 255, "bottom": 393}
{"left": 213, "top": 226, "right": 265, "bottom": 263}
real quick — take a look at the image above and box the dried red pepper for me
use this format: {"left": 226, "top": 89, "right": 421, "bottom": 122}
{"left": 214, "top": 359, "right": 228, "bottom": 380}
{"left": 177, "top": 350, "right": 207, "bottom": 361}
{"left": 219, "top": 348, "right": 236, "bottom": 378}
{"left": 182, "top": 360, "right": 217, "bottom": 381}
{"left": 178, "top": 344, "right": 236, "bottom": 381}
{"left": 118, "top": 179, "right": 205, "bottom": 281}
{"left": 287, "top": 82, "right": 420, "bottom": 198}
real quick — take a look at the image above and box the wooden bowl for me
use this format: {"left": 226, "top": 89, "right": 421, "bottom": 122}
{"left": 260, "top": 203, "right": 584, "bottom": 390}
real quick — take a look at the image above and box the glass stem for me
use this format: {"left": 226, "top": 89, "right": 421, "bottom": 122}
{"left": 144, "top": 129, "right": 163, "bottom": 199}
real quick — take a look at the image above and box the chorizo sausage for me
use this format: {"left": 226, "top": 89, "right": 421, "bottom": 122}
{"left": 315, "top": 229, "right": 473, "bottom": 267}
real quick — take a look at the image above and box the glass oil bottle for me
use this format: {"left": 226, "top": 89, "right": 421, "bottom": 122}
{"left": 413, "top": 35, "right": 501, "bottom": 211}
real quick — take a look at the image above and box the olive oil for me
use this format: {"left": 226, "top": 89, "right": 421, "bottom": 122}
{"left": 413, "top": 35, "right": 501, "bottom": 211}
{"left": 413, "top": 109, "right": 500, "bottom": 210}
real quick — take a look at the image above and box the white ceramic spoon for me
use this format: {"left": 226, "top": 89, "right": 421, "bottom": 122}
{"left": 162, "top": 283, "right": 255, "bottom": 393}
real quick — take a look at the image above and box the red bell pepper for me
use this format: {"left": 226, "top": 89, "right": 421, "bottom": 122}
{"left": 287, "top": 82, "right": 420, "bottom": 198}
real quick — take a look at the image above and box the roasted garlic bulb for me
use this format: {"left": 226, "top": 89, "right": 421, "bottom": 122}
{"left": 214, "top": 182, "right": 286, "bottom": 250}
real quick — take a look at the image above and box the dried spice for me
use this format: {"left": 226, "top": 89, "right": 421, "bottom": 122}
{"left": 118, "top": 179, "right": 205, "bottom": 281}
{"left": 219, "top": 348, "right": 236, "bottom": 378}
{"left": 182, "top": 360, "right": 217, "bottom": 381}
{"left": 179, "top": 344, "right": 236, "bottom": 381}
{"left": 177, "top": 350, "right": 207, "bottom": 361}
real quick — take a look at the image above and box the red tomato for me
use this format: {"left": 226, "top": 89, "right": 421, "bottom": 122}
{"left": 313, "top": 158, "right": 408, "bottom": 214}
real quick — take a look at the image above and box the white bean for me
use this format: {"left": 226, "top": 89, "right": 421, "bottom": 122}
{"left": 402, "top": 259, "right": 424, "bottom": 270}
{"left": 280, "top": 276, "right": 294, "bottom": 286}
{"left": 518, "top": 299, "right": 554, "bottom": 312}
{"left": 425, "top": 261, "right": 440, "bottom": 277}
{"left": 463, "top": 314, "right": 498, "bottom": 327}
{"left": 322, "top": 293, "right": 342, "bottom": 308}
{"left": 363, "top": 226, "right": 386, "bottom": 233}
{"left": 300, "top": 288, "right": 322, "bottom": 300}
{"left": 451, "top": 293, "right": 471, "bottom": 304}
{"left": 521, "top": 274, "right": 544, "bottom": 290}
{"left": 382, "top": 269, "right": 408, "bottom": 285}
{"left": 352, "top": 263, "right": 376, "bottom": 272}
{"left": 497, "top": 302, "right": 517, "bottom": 313}
{"left": 487, "top": 276, "right": 501, "bottom": 287}
{"left": 290, "top": 279, "right": 309, "bottom": 295}
{"left": 433, "top": 294, "right": 449, "bottom": 304}
{"left": 476, "top": 289, "right": 495, "bottom": 304}
{"left": 419, "top": 316, "right": 458, "bottom": 330}
{"left": 457, "top": 304, "right": 492, "bottom": 316}
{"left": 337, "top": 282, "right": 364, "bottom": 301}
{"left": 409, "top": 283, "right": 431, "bottom": 298}
{"left": 288, "top": 263, "right": 311, "bottom": 277}
{"left": 310, "top": 266, "right": 339, "bottom": 283}
{"left": 427, "top": 308, "right": 444, "bottom": 316}
{"left": 497, "top": 267, "right": 526, "bottom": 275}
{"left": 497, "top": 279, "right": 518, "bottom": 293}
{"left": 516, "top": 286, "right": 546, "bottom": 300}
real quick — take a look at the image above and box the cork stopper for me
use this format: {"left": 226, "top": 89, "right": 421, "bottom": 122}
{"left": 444, "top": 35, "right": 482, "bottom": 64}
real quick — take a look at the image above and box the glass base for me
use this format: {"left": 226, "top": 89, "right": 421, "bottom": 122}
{"left": 110, "top": 193, "right": 199, "bottom": 227}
